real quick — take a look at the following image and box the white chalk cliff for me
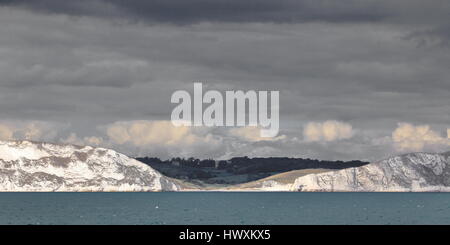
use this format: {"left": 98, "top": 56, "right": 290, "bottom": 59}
{"left": 1, "top": 140, "right": 449, "bottom": 192}
{"left": 0, "top": 140, "right": 180, "bottom": 191}
{"left": 290, "top": 152, "right": 450, "bottom": 192}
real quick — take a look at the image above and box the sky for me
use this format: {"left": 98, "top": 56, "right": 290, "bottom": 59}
{"left": 0, "top": 0, "right": 449, "bottom": 161}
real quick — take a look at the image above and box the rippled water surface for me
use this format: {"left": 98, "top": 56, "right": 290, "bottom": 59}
{"left": 0, "top": 192, "right": 449, "bottom": 225}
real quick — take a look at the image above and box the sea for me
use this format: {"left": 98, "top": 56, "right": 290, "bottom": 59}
{"left": 0, "top": 192, "right": 449, "bottom": 225}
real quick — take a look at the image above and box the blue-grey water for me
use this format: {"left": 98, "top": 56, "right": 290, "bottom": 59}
{"left": 0, "top": 193, "right": 449, "bottom": 225}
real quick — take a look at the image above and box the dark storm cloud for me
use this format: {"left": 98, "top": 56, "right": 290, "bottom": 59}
{"left": 405, "top": 25, "right": 450, "bottom": 48}
{"left": 0, "top": 1, "right": 449, "bottom": 160}
{"left": 0, "top": 0, "right": 423, "bottom": 24}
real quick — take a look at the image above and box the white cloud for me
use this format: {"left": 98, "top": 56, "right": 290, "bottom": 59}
{"left": 0, "top": 124, "right": 14, "bottom": 140}
{"left": 62, "top": 133, "right": 104, "bottom": 147}
{"left": 106, "top": 120, "right": 199, "bottom": 146}
{"left": 61, "top": 133, "right": 80, "bottom": 145}
{"left": 84, "top": 136, "right": 103, "bottom": 146}
{"left": 104, "top": 120, "right": 226, "bottom": 158}
{"left": 392, "top": 123, "right": 450, "bottom": 152}
{"left": 105, "top": 120, "right": 225, "bottom": 149}
{"left": 229, "top": 126, "right": 286, "bottom": 142}
{"left": 0, "top": 121, "right": 58, "bottom": 141}
{"left": 303, "top": 120, "right": 353, "bottom": 142}
{"left": 20, "top": 122, "right": 43, "bottom": 140}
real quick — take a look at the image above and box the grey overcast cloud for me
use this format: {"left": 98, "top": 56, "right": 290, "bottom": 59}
{"left": 0, "top": 0, "right": 449, "bottom": 161}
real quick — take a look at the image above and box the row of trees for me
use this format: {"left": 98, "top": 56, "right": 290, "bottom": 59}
{"left": 136, "top": 156, "right": 368, "bottom": 173}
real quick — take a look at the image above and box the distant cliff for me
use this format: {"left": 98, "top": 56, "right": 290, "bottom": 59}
{"left": 0, "top": 140, "right": 180, "bottom": 191}
{"left": 3, "top": 140, "right": 447, "bottom": 192}
{"left": 291, "top": 152, "right": 450, "bottom": 191}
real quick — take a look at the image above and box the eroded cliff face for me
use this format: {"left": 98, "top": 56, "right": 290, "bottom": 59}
{"left": 1, "top": 140, "right": 448, "bottom": 192}
{"left": 0, "top": 140, "right": 180, "bottom": 191}
{"left": 291, "top": 152, "right": 450, "bottom": 192}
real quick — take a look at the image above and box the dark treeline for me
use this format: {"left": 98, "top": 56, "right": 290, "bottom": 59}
{"left": 137, "top": 156, "right": 367, "bottom": 173}
{"left": 136, "top": 156, "right": 369, "bottom": 184}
